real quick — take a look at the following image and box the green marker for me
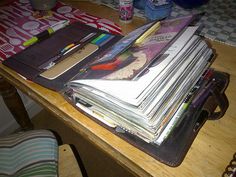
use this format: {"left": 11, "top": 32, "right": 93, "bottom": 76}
{"left": 91, "top": 34, "right": 106, "bottom": 44}
{"left": 23, "top": 20, "right": 69, "bottom": 46}
{"left": 23, "top": 36, "right": 38, "bottom": 47}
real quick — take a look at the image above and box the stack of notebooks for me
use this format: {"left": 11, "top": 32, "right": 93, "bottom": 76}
{"left": 64, "top": 15, "right": 214, "bottom": 145}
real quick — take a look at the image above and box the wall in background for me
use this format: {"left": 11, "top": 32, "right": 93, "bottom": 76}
{"left": 0, "top": 90, "right": 42, "bottom": 136}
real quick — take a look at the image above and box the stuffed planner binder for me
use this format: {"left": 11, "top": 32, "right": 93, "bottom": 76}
{"left": 3, "top": 15, "right": 195, "bottom": 90}
{"left": 3, "top": 15, "right": 230, "bottom": 167}
{"left": 64, "top": 69, "right": 229, "bottom": 167}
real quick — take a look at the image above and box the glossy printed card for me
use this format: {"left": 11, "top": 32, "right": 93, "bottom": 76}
{"left": 75, "top": 15, "right": 195, "bottom": 80}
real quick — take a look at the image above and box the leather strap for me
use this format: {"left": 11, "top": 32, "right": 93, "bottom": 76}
{"left": 202, "top": 71, "right": 229, "bottom": 120}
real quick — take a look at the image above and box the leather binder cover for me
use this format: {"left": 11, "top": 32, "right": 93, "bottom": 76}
{"left": 3, "top": 22, "right": 122, "bottom": 91}
{"left": 64, "top": 70, "right": 229, "bottom": 167}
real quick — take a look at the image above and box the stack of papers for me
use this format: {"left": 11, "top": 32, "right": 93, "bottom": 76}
{"left": 64, "top": 15, "right": 214, "bottom": 145}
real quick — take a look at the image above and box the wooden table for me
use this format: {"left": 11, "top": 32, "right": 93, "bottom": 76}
{"left": 0, "top": 2, "right": 235, "bottom": 177}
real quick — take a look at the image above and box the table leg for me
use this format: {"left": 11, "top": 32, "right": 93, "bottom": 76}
{"left": 0, "top": 76, "right": 33, "bottom": 130}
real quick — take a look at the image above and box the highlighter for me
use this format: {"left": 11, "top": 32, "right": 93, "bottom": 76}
{"left": 23, "top": 20, "right": 69, "bottom": 46}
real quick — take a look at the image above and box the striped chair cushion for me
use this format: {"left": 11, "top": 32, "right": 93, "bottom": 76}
{"left": 0, "top": 130, "right": 58, "bottom": 177}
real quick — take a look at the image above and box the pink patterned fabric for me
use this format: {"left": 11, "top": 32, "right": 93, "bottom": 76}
{"left": 0, "top": 0, "right": 122, "bottom": 61}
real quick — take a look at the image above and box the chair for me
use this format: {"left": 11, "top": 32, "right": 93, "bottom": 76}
{"left": 0, "top": 129, "right": 84, "bottom": 177}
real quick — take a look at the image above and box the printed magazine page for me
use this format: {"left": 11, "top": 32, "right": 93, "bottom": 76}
{"left": 74, "top": 15, "right": 194, "bottom": 80}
